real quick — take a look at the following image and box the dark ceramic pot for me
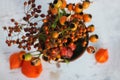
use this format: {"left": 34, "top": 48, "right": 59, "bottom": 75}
{"left": 41, "top": 20, "right": 89, "bottom": 62}
{"left": 69, "top": 34, "right": 89, "bottom": 62}
{"left": 42, "top": 34, "right": 89, "bottom": 62}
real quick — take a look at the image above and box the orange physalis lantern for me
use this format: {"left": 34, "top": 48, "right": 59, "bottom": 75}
{"left": 9, "top": 52, "right": 22, "bottom": 69}
{"left": 95, "top": 48, "right": 109, "bottom": 63}
{"left": 21, "top": 60, "right": 42, "bottom": 78}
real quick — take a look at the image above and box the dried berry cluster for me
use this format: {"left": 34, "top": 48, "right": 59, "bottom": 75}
{"left": 3, "top": 0, "right": 45, "bottom": 51}
{"left": 3, "top": 0, "right": 98, "bottom": 62}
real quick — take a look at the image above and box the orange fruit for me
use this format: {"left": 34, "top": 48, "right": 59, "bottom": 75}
{"left": 52, "top": 31, "right": 59, "bottom": 39}
{"left": 83, "top": 14, "right": 92, "bottom": 22}
{"left": 67, "top": 3, "right": 74, "bottom": 11}
{"left": 60, "top": 0, "right": 67, "bottom": 9}
{"left": 89, "top": 34, "right": 98, "bottom": 43}
{"left": 74, "top": 4, "right": 83, "bottom": 13}
{"left": 50, "top": 8, "right": 58, "bottom": 15}
{"left": 59, "top": 16, "right": 67, "bottom": 25}
{"left": 82, "top": 1, "right": 90, "bottom": 9}
{"left": 87, "top": 24, "right": 95, "bottom": 32}
{"left": 21, "top": 61, "right": 42, "bottom": 78}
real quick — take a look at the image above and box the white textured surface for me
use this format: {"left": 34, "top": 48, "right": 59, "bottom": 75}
{"left": 0, "top": 0, "right": 120, "bottom": 80}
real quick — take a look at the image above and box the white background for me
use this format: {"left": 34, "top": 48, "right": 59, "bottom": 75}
{"left": 0, "top": 0, "right": 120, "bottom": 80}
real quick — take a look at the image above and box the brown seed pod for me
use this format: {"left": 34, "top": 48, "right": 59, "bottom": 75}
{"left": 87, "top": 46, "right": 96, "bottom": 54}
{"left": 31, "top": 58, "right": 41, "bottom": 66}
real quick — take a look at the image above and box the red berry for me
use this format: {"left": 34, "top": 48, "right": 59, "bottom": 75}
{"left": 60, "top": 46, "right": 67, "bottom": 57}
{"left": 11, "top": 18, "right": 15, "bottom": 22}
{"left": 3, "top": 26, "right": 7, "bottom": 30}
{"left": 37, "top": 5, "right": 41, "bottom": 9}
{"left": 40, "top": 14, "right": 45, "bottom": 18}
{"left": 24, "top": 1, "right": 27, "bottom": 6}
{"left": 32, "top": 4, "right": 36, "bottom": 8}
{"left": 50, "top": 47, "right": 59, "bottom": 58}
{"left": 60, "top": 47, "right": 73, "bottom": 59}
{"left": 67, "top": 47, "right": 73, "bottom": 58}
{"left": 68, "top": 43, "right": 76, "bottom": 51}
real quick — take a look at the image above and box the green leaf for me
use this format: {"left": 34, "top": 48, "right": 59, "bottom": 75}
{"left": 61, "top": 9, "right": 66, "bottom": 15}
{"left": 51, "top": 8, "right": 66, "bottom": 28}
{"left": 39, "top": 34, "right": 46, "bottom": 42}
{"left": 58, "top": 8, "right": 61, "bottom": 19}
{"left": 51, "top": 15, "right": 58, "bottom": 28}
{"left": 64, "top": 59, "right": 70, "bottom": 64}
{"left": 51, "top": 22, "right": 57, "bottom": 28}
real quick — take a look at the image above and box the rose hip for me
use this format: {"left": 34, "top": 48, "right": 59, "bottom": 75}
{"left": 60, "top": 47, "right": 73, "bottom": 59}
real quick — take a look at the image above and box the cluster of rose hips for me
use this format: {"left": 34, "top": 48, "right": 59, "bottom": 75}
{"left": 39, "top": 0, "right": 98, "bottom": 62}
{"left": 3, "top": 0, "right": 98, "bottom": 62}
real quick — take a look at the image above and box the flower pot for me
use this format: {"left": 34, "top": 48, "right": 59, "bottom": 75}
{"left": 42, "top": 33, "right": 89, "bottom": 63}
